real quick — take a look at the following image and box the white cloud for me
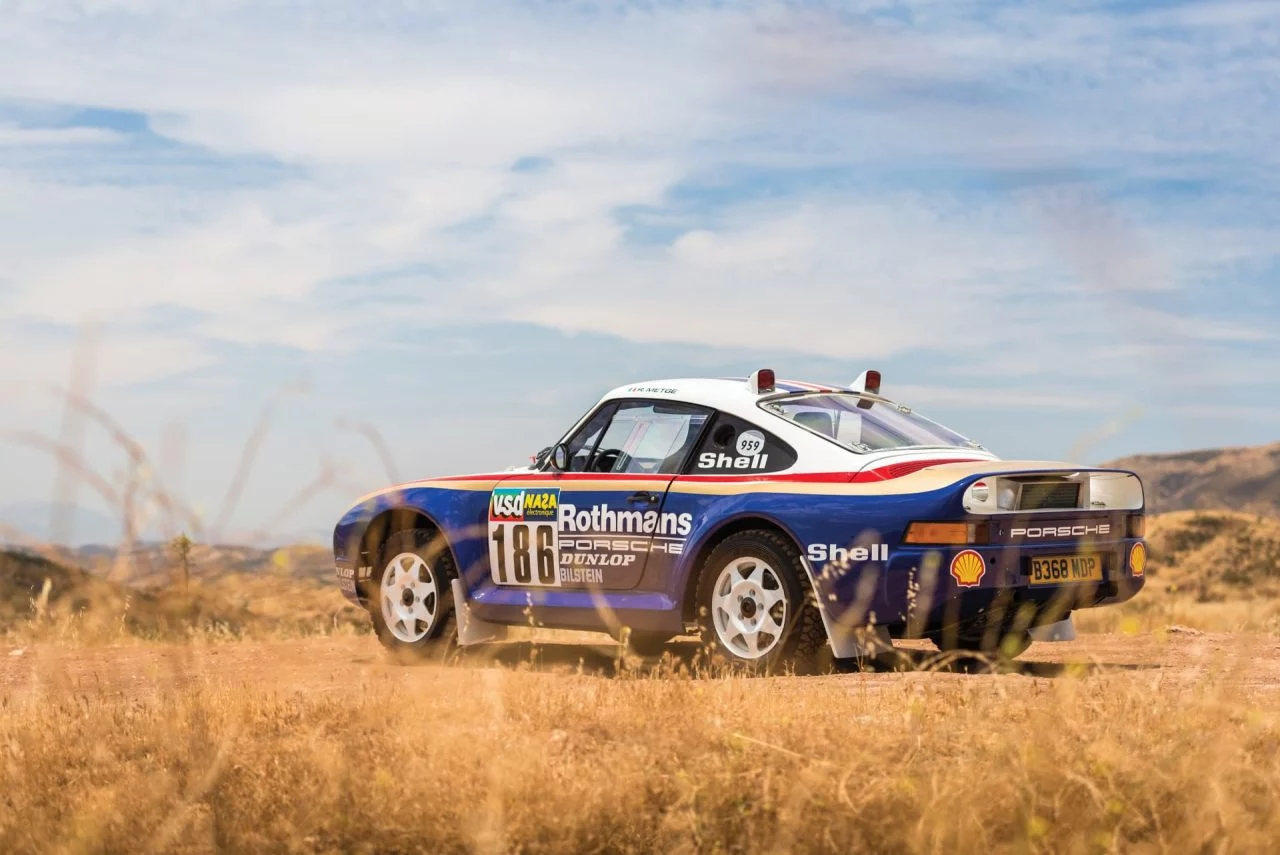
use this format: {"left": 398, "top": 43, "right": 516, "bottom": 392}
{"left": 0, "top": 1, "right": 1275, "bottom": 377}
{"left": 0, "top": 125, "right": 123, "bottom": 145}
{"left": 0, "top": 1, "right": 1278, "bottom": 538}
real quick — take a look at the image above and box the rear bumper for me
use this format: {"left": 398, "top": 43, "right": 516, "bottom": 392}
{"left": 857, "top": 538, "right": 1147, "bottom": 636}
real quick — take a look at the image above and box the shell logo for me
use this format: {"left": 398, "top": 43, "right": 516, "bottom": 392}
{"left": 1130, "top": 542, "right": 1147, "bottom": 577}
{"left": 950, "top": 549, "right": 986, "bottom": 588}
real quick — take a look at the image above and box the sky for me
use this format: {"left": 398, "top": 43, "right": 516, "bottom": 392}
{"left": 0, "top": 0, "right": 1277, "bottom": 546}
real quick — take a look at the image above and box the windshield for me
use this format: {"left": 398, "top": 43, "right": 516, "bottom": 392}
{"left": 761, "top": 393, "right": 982, "bottom": 453}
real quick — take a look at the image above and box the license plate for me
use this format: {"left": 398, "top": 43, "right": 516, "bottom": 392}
{"left": 1029, "top": 554, "right": 1103, "bottom": 585}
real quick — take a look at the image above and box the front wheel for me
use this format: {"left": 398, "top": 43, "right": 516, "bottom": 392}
{"left": 371, "top": 529, "right": 456, "bottom": 658}
{"left": 695, "top": 530, "right": 826, "bottom": 672}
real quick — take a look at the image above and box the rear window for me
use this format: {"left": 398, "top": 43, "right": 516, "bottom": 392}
{"left": 688, "top": 413, "right": 796, "bottom": 474}
{"left": 761, "top": 393, "right": 981, "bottom": 453}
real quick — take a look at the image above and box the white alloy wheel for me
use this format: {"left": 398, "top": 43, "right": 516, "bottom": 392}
{"left": 380, "top": 551, "right": 439, "bottom": 643}
{"left": 710, "top": 556, "right": 789, "bottom": 660}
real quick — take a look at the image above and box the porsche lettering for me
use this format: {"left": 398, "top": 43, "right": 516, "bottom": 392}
{"left": 1011, "top": 524, "right": 1112, "bottom": 539}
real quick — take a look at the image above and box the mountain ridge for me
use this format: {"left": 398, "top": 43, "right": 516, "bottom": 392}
{"left": 1103, "top": 441, "right": 1280, "bottom": 516}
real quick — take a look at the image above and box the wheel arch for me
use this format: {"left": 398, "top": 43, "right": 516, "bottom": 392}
{"left": 677, "top": 513, "right": 808, "bottom": 624}
{"left": 355, "top": 506, "right": 458, "bottom": 604}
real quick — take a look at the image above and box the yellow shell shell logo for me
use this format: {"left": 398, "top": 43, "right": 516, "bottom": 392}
{"left": 1130, "top": 543, "right": 1147, "bottom": 577}
{"left": 950, "top": 549, "right": 986, "bottom": 587}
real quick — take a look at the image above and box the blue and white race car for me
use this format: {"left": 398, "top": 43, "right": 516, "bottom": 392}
{"left": 332, "top": 370, "right": 1147, "bottom": 666}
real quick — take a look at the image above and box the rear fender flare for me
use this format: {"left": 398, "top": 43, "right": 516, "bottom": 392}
{"left": 674, "top": 511, "right": 883, "bottom": 658}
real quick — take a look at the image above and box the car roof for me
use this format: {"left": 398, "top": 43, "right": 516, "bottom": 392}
{"left": 599, "top": 377, "right": 864, "bottom": 423}
{"left": 546, "top": 375, "right": 994, "bottom": 475}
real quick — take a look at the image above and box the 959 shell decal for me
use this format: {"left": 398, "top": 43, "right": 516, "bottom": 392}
{"left": 488, "top": 488, "right": 561, "bottom": 587}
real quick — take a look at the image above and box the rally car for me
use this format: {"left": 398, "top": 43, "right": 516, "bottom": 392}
{"left": 332, "top": 370, "right": 1147, "bottom": 666}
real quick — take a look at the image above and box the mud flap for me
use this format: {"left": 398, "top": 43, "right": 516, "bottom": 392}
{"left": 452, "top": 579, "right": 508, "bottom": 646}
{"left": 1029, "top": 616, "right": 1076, "bottom": 642}
{"left": 800, "top": 558, "right": 894, "bottom": 659}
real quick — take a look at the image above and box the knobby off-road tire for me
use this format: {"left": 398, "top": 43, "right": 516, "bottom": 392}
{"left": 695, "top": 530, "right": 826, "bottom": 673}
{"left": 371, "top": 529, "right": 457, "bottom": 660}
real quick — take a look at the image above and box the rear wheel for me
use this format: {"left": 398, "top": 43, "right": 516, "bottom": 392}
{"left": 371, "top": 529, "right": 456, "bottom": 658}
{"left": 695, "top": 530, "right": 826, "bottom": 672}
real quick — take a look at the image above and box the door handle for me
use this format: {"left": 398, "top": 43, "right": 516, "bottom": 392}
{"left": 627, "top": 491, "right": 660, "bottom": 504}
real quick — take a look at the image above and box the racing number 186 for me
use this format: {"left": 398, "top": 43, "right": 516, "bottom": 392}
{"left": 492, "top": 523, "right": 556, "bottom": 585}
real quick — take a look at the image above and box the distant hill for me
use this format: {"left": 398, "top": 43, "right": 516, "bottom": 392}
{"left": 0, "top": 547, "right": 363, "bottom": 639}
{"left": 0, "top": 549, "right": 128, "bottom": 628}
{"left": 1104, "top": 442, "right": 1280, "bottom": 516}
{"left": 42, "top": 541, "right": 335, "bottom": 588}
{"left": 1145, "top": 511, "right": 1280, "bottom": 600}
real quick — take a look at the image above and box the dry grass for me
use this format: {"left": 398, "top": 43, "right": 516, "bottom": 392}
{"left": 1, "top": 548, "right": 368, "bottom": 645}
{"left": 2, "top": 633, "right": 1279, "bottom": 854}
{"left": 1070, "top": 511, "right": 1280, "bottom": 635}
{"left": 1143, "top": 511, "right": 1280, "bottom": 599}
{"left": 2, "top": 510, "right": 1279, "bottom": 853}
{"left": 1073, "top": 587, "right": 1280, "bottom": 635}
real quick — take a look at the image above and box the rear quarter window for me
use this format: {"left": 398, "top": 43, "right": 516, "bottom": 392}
{"left": 689, "top": 413, "right": 797, "bottom": 474}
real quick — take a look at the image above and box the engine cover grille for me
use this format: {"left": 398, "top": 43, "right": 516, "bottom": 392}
{"left": 1018, "top": 481, "right": 1081, "bottom": 510}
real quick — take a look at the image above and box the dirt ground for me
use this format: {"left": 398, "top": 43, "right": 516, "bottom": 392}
{"left": 6, "top": 630, "right": 1280, "bottom": 702}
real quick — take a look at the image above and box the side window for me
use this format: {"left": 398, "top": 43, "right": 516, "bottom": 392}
{"left": 587, "top": 401, "right": 711, "bottom": 474}
{"left": 689, "top": 413, "right": 797, "bottom": 474}
{"left": 561, "top": 404, "right": 616, "bottom": 472}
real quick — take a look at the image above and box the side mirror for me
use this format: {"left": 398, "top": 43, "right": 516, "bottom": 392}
{"left": 549, "top": 442, "right": 571, "bottom": 472}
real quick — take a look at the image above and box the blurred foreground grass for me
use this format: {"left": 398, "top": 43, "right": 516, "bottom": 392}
{"left": 1, "top": 512, "right": 1278, "bottom": 852}
{"left": 1, "top": 633, "right": 1278, "bottom": 854}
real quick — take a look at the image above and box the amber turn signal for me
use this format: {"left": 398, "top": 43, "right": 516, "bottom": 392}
{"left": 903, "top": 521, "right": 990, "bottom": 546}
{"left": 1127, "top": 513, "right": 1146, "bottom": 538}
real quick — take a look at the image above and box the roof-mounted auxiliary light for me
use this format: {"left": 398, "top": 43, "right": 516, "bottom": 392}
{"left": 747, "top": 369, "right": 776, "bottom": 395}
{"left": 851, "top": 369, "right": 882, "bottom": 395}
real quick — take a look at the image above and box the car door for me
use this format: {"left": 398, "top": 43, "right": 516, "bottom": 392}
{"left": 657, "top": 411, "right": 801, "bottom": 592}
{"left": 486, "top": 399, "right": 711, "bottom": 592}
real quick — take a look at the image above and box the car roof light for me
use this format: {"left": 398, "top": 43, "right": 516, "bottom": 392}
{"left": 851, "top": 369, "right": 882, "bottom": 395}
{"left": 747, "top": 369, "right": 776, "bottom": 395}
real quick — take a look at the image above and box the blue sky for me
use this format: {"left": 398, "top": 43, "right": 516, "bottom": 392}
{"left": 1, "top": 0, "right": 1277, "bottom": 545}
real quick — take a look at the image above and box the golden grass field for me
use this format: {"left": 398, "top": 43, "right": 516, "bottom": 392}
{"left": 2, "top": 509, "right": 1279, "bottom": 853}
{"left": 2, "top": 629, "right": 1279, "bottom": 854}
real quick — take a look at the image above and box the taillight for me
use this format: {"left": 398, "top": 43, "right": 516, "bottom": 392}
{"left": 1127, "top": 513, "right": 1145, "bottom": 538}
{"left": 904, "top": 521, "right": 990, "bottom": 546}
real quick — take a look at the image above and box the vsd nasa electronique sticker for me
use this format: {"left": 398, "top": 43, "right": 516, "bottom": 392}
{"left": 488, "top": 488, "right": 561, "bottom": 587}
